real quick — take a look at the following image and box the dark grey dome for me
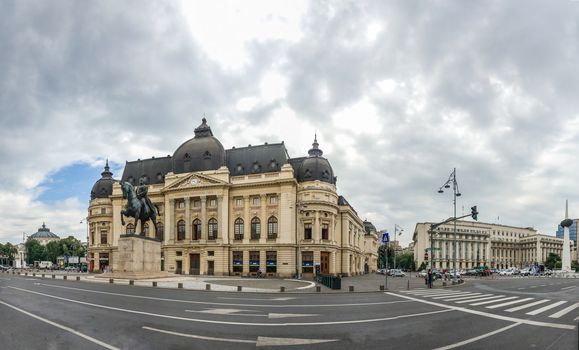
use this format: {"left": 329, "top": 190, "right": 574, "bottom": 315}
{"left": 173, "top": 118, "right": 226, "bottom": 174}
{"left": 29, "top": 223, "right": 60, "bottom": 239}
{"left": 91, "top": 160, "right": 115, "bottom": 200}
{"left": 297, "top": 136, "right": 335, "bottom": 184}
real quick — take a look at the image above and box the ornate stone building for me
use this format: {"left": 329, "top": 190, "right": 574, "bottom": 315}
{"left": 28, "top": 223, "right": 60, "bottom": 246}
{"left": 413, "top": 220, "right": 571, "bottom": 270}
{"left": 88, "top": 119, "right": 378, "bottom": 277}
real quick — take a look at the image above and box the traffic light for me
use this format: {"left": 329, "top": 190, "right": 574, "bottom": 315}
{"left": 471, "top": 206, "right": 478, "bottom": 220}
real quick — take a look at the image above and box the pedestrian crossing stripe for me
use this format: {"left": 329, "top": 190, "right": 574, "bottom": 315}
{"left": 455, "top": 295, "right": 506, "bottom": 304}
{"left": 526, "top": 301, "right": 567, "bottom": 315}
{"left": 470, "top": 297, "right": 518, "bottom": 306}
{"left": 548, "top": 302, "right": 579, "bottom": 319}
{"left": 486, "top": 298, "right": 534, "bottom": 309}
{"left": 505, "top": 299, "right": 550, "bottom": 312}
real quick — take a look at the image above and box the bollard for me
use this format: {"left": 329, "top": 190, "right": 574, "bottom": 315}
{"left": 76, "top": 276, "right": 80, "bottom": 281}
{"left": 33, "top": 273, "right": 36, "bottom": 277}
{"left": 129, "top": 280, "right": 134, "bottom": 285}
{"left": 349, "top": 286, "right": 354, "bottom": 292}
{"left": 280, "top": 286, "right": 285, "bottom": 292}
{"left": 109, "top": 278, "right": 113, "bottom": 284}
{"left": 379, "top": 285, "right": 385, "bottom": 291}
{"left": 152, "top": 281, "right": 157, "bottom": 287}
{"left": 63, "top": 275, "right": 67, "bottom": 280}
{"left": 178, "top": 283, "right": 183, "bottom": 289}
{"left": 316, "top": 286, "right": 321, "bottom": 292}
{"left": 237, "top": 285, "right": 242, "bottom": 292}
{"left": 205, "top": 284, "right": 211, "bottom": 291}
{"left": 24, "top": 272, "right": 27, "bottom": 276}
{"left": 407, "top": 279, "right": 410, "bottom": 290}
{"left": 42, "top": 274, "right": 45, "bottom": 278}
{"left": 52, "top": 274, "right": 55, "bottom": 279}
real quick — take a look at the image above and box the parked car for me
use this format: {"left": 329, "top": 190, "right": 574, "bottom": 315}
{"left": 64, "top": 266, "right": 77, "bottom": 272}
{"left": 417, "top": 270, "right": 427, "bottom": 278}
{"left": 389, "top": 269, "right": 406, "bottom": 277}
{"left": 499, "top": 269, "right": 513, "bottom": 276}
{"left": 520, "top": 268, "right": 530, "bottom": 276}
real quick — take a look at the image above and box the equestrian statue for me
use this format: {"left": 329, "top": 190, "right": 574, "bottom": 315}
{"left": 120, "top": 181, "right": 160, "bottom": 237}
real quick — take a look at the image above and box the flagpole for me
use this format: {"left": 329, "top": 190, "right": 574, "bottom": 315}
{"left": 393, "top": 225, "right": 397, "bottom": 269}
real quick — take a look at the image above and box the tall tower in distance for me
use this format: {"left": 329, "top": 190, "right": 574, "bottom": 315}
{"left": 559, "top": 200, "right": 572, "bottom": 272}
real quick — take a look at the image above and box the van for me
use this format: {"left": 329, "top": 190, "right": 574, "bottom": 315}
{"left": 38, "top": 261, "right": 52, "bottom": 269}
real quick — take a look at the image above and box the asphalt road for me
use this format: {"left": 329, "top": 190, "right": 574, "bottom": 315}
{"left": 0, "top": 275, "right": 578, "bottom": 349}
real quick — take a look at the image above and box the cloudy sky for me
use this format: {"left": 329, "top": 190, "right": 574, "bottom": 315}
{"left": 1, "top": 0, "right": 578, "bottom": 246}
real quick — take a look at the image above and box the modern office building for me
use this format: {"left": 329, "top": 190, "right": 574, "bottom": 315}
{"left": 413, "top": 220, "right": 571, "bottom": 270}
{"left": 88, "top": 118, "right": 378, "bottom": 277}
{"left": 556, "top": 219, "right": 578, "bottom": 242}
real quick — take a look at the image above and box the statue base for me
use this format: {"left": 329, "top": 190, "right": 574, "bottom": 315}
{"left": 112, "top": 235, "right": 161, "bottom": 274}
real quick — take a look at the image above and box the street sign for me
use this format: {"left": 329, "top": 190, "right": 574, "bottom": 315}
{"left": 381, "top": 232, "right": 390, "bottom": 243}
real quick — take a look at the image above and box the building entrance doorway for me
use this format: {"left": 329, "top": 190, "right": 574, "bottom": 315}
{"left": 176, "top": 260, "right": 182, "bottom": 274}
{"left": 207, "top": 261, "right": 214, "bottom": 275}
{"left": 190, "top": 253, "right": 200, "bottom": 275}
{"left": 320, "top": 252, "right": 330, "bottom": 274}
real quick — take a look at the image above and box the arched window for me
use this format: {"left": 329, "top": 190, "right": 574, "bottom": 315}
{"left": 251, "top": 217, "right": 261, "bottom": 240}
{"left": 177, "top": 220, "right": 185, "bottom": 241}
{"left": 192, "top": 219, "right": 201, "bottom": 240}
{"left": 267, "top": 216, "right": 278, "bottom": 239}
{"left": 234, "top": 218, "right": 244, "bottom": 240}
{"left": 126, "top": 223, "right": 135, "bottom": 235}
{"left": 156, "top": 222, "right": 164, "bottom": 241}
{"left": 208, "top": 218, "right": 218, "bottom": 240}
{"left": 143, "top": 223, "right": 149, "bottom": 236}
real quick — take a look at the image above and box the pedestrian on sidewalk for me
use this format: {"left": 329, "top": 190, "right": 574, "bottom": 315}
{"left": 427, "top": 268, "right": 433, "bottom": 288}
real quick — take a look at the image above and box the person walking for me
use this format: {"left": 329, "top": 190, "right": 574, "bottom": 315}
{"left": 427, "top": 268, "right": 433, "bottom": 288}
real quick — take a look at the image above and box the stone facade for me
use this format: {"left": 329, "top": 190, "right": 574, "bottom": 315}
{"left": 413, "top": 220, "right": 572, "bottom": 270}
{"left": 88, "top": 120, "right": 378, "bottom": 277}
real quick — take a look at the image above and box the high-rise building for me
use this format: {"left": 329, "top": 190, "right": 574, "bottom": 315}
{"left": 556, "top": 219, "right": 578, "bottom": 242}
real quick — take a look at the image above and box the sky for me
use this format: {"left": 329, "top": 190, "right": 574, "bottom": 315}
{"left": 1, "top": 0, "right": 579, "bottom": 246}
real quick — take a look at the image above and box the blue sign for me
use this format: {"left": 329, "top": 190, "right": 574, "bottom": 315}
{"left": 381, "top": 232, "right": 390, "bottom": 243}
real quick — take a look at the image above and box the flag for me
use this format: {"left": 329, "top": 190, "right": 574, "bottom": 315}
{"left": 395, "top": 224, "right": 404, "bottom": 235}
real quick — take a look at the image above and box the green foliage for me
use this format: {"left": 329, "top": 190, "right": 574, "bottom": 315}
{"left": 396, "top": 252, "right": 415, "bottom": 271}
{"left": 0, "top": 243, "right": 18, "bottom": 265}
{"left": 544, "top": 252, "right": 561, "bottom": 270}
{"left": 25, "top": 239, "right": 46, "bottom": 264}
{"left": 417, "top": 262, "right": 427, "bottom": 271}
{"left": 45, "top": 240, "right": 62, "bottom": 263}
{"left": 377, "top": 245, "right": 395, "bottom": 269}
{"left": 572, "top": 260, "right": 578, "bottom": 272}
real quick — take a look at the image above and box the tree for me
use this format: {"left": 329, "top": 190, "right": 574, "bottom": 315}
{"left": 377, "top": 245, "right": 395, "bottom": 269}
{"left": 396, "top": 252, "right": 416, "bottom": 271}
{"left": 25, "top": 239, "right": 46, "bottom": 264}
{"left": 417, "top": 262, "right": 427, "bottom": 271}
{"left": 60, "top": 236, "right": 85, "bottom": 258}
{"left": 545, "top": 252, "right": 561, "bottom": 270}
{"left": 45, "top": 240, "right": 63, "bottom": 263}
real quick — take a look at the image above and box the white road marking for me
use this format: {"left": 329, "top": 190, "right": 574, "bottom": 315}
{"left": 142, "top": 326, "right": 339, "bottom": 346}
{"left": 402, "top": 290, "right": 463, "bottom": 295}
{"left": 431, "top": 293, "right": 479, "bottom": 300}
{"left": 7, "top": 286, "right": 450, "bottom": 326}
{"left": 0, "top": 300, "right": 120, "bottom": 350}
{"left": 470, "top": 297, "right": 518, "bottom": 306}
{"left": 561, "top": 286, "right": 575, "bottom": 290}
{"left": 505, "top": 299, "right": 550, "bottom": 312}
{"left": 387, "top": 292, "right": 575, "bottom": 330}
{"left": 432, "top": 322, "right": 521, "bottom": 350}
{"left": 185, "top": 309, "right": 318, "bottom": 319}
{"left": 526, "top": 301, "right": 567, "bottom": 316}
{"left": 33, "top": 283, "right": 409, "bottom": 308}
{"left": 218, "top": 297, "right": 296, "bottom": 301}
{"left": 486, "top": 298, "right": 534, "bottom": 309}
{"left": 455, "top": 295, "right": 506, "bottom": 304}
{"left": 548, "top": 302, "right": 579, "bottom": 319}
{"left": 442, "top": 294, "right": 492, "bottom": 302}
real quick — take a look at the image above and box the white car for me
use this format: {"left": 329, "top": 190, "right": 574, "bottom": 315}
{"left": 499, "top": 269, "right": 513, "bottom": 276}
{"left": 389, "top": 269, "right": 406, "bottom": 277}
{"left": 417, "top": 270, "right": 427, "bottom": 278}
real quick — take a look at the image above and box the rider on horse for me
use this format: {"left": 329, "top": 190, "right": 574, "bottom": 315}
{"left": 136, "top": 181, "right": 156, "bottom": 217}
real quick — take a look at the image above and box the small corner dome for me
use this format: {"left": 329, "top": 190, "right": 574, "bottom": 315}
{"left": 91, "top": 160, "right": 115, "bottom": 200}
{"left": 297, "top": 136, "right": 335, "bottom": 184}
{"left": 172, "top": 118, "right": 226, "bottom": 174}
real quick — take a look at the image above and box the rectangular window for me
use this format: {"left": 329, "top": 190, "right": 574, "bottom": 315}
{"left": 208, "top": 220, "right": 218, "bottom": 240}
{"left": 208, "top": 251, "right": 214, "bottom": 257}
{"left": 209, "top": 198, "right": 217, "bottom": 207}
{"left": 100, "top": 231, "right": 108, "bottom": 244}
{"left": 192, "top": 221, "right": 201, "bottom": 240}
{"left": 302, "top": 251, "right": 313, "bottom": 273}
{"left": 178, "top": 201, "right": 185, "bottom": 209}
{"left": 249, "top": 251, "right": 260, "bottom": 273}
{"left": 269, "top": 196, "right": 277, "bottom": 205}
{"left": 232, "top": 251, "right": 243, "bottom": 273}
{"left": 90, "top": 231, "right": 95, "bottom": 245}
{"left": 100, "top": 208, "right": 106, "bottom": 214}
{"left": 266, "top": 251, "right": 277, "bottom": 273}
{"left": 193, "top": 200, "right": 201, "bottom": 208}
{"left": 252, "top": 197, "right": 260, "bottom": 206}
{"left": 304, "top": 224, "right": 312, "bottom": 240}
{"left": 176, "top": 251, "right": 182, "bottom": 256}
{"left": 321, "top": 223, "right": 329, "bottom": 240}
{"left": 236, "top": 198, "right": 243, "bottom": 207}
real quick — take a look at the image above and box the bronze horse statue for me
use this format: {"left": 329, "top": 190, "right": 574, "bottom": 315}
{"left": 120, "top": 181, "right": 160, "bottom": 237}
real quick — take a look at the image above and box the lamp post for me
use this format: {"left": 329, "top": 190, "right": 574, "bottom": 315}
{"left": 80, "top": 217, "right": 89, "bottom": 273}
{"left": 438, "top": 168, "right": 461, "bottom": 284}
{"left": 295, "top": 200, "right": 307, "bottom": 280}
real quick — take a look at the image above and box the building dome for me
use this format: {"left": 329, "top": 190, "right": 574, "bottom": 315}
{"left": 172, "top": 118, "right": 226, "bottom": 174}
{"left": 91, "top": 160, "right": 115, "bottom": 200}
{"left": 297, "top": 136, "right": 335, "bottom": 184}
{"left": 29, "top": 223, "right": 60, "bottom": 240}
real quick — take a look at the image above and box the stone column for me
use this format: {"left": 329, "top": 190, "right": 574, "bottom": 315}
{"left": 201, "top": 196, "right": 207, "bottom": 241}
{"left": 243, "top": 196, "right": 250, "bottom": 242}
{"left": 260, "top": 194, "right": 267, "bottom": 241}
{"left": 165, "top": 199, "right": 174, "bottom": 244}
{"left": 314, "top": 211, "right": 320, "bottom": 242}
{"left": 217, "top": 195, "right": 224, "bottom": 241}
{"left": 185, "top": 197, "right": 191, "bottom": 242}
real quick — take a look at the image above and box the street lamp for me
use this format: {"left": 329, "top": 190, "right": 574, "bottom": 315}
{"left": 438, "top": 168, "right": 461, "bottom": 284}
{"left": 393, "top": 225, "right": 403, "bottom": 269}
{"left": 294, "top": 200, "right": 307, "bottom": 280}
{"left": 80, "top": 217, "right": 89, "bottom": 273}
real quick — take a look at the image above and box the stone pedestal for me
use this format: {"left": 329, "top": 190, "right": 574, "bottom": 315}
{"left": 112, "top": 235, "right": 161, "bottom": 274}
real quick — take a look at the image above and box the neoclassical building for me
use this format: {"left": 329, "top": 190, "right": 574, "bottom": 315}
{"left": 413, "top": 220, "right": 571, "bottom": 270}
{"left": 88, "top": 119, "right": 378, "bottom": 277}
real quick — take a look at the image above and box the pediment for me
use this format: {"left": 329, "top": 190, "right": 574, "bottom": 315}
{"left": 164, "top": 173, "right": 227, "bottom": 191}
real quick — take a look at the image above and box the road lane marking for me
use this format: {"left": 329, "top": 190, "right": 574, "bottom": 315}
{"left": 548, "top": 302, "right": 579, "bottom": 319}
{"left": 32, "top": 283, "right": 409, "bottom": 308}
{"left": 469, "top": 297, "right": 518, "bottom": 306}
{"left": 142, "top": 326, "right": 339, "bottom": 346}
{"left": 505, "top": 299, "right": 550, "bottom": 312}
{"left": 386, "top": 292, "right": 575, "bottom": 330}
{"left": 486, "top": 298, "right": 534, "bottom": 309}
{"left": 185, "top": 309, "right": 319, "bottom": 319}
{"left": 402, "top": 290, "right": 463, "bottom": 295}
{"left": 0, "top": 300, "right": 120, "bottom": 350}
{"left": 455, "top": 295, "right": 506, "bottom": 304}
{"left": 432, "top": 322, "right": 521, "bottom": 350}
{"left": 7, "top": 286, "right": 451, "bottom": 327}
{"left": 442, "top": 294, "right": 492, "bottom": 302}
{"left": 217, "top": 297, "right": 296, "bottom": 301}
{"left": 526, "top": 301, "right": 568, "bottom": 316}
{"left": 431, "top": 293, "right": 479, "bottom": 300}
{"left": 561, "top": 286, "right": 575, "bottom": 290}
